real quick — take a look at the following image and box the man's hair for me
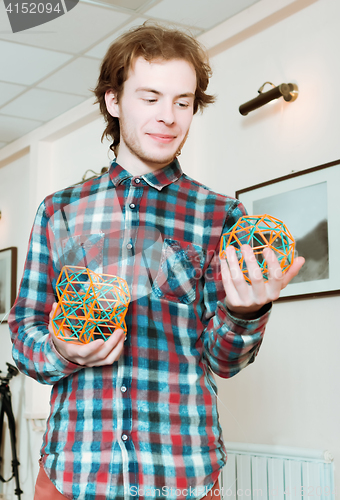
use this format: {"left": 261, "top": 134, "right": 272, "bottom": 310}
{"left": 93, "top": 22, "right": 215, "bottom": 155}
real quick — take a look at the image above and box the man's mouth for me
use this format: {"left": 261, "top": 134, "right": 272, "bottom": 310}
{"left": 147, "top": 133, "right": 177, "bottom": 144}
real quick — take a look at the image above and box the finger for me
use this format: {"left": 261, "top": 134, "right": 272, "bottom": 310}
{"left": 89, "top": 328, "right": 125, "bottom": 361}
{"left": 241, "top": 245, "right": 275, "bottom": 305}
{"left": 49, "top": 303, "right": 56, "bottom": 326}
{"left": 281, "top": 256, "right": 305, "bottom": 288}
{"left": 220, "top": 257, "right": 241, "bottom": 307}
{"left": 220, "top": 256, "right": 234, "bottom": 291}
{"left": 237, "top": 244, "right": 267, "bottom": 296}
{"left": 89, "top": 334, "right": 125, "bottom": 367}
{"left": 49, "top": 302, "right": 60, "bottom": 320}
{"left": 70, "top": 337, "right": 105, "bottom": 359}
{"left": 241, "top": 245, "right": 265, "bottom": 285}
{"left": 221, "top": 246, "right": 252, "bottom": 307}
{"left": 263, "top": 247, "right": 282, "bottom": 279}
{"left": 261, "top": 247, "right": 284, "bottom": 300}
{"left": 48, "top": 303, "right": 59, "bottom": 335}
{"left": 70, "top": 328, "right": 125, "bottom": 365}
{"left": 223, "top": 246, "right": 247, "bottom": 288}
{"left": 49, "top": 303, "right": 63, "bottom": 336}
{"left": 226, "top": 245, "right": 249, "bottom": 285}
{"left": 60, "top": 338, "right": 106, "bottom": 365}
{"left": 79, "top": 330, "right": 125, "bottom": 367}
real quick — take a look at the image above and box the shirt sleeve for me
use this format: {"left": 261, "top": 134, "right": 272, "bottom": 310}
{"left": 8, "top": 201, "right": 82, "bottom": 385}
{"left": 201, "top": 199, "right": 271, "bottom": 378}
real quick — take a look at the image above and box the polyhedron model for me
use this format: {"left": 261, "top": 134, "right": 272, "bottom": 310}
{"left": 219, "top": 214, "right": 295, "bottom": 283}
{"left": 52, "top": 266, "right": 131, "bottom": 343}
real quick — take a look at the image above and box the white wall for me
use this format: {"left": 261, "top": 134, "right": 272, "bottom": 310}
{"left": 181, "top": 0, "right": 340, "bottom": 491}
{"left": 184, "top": 0, "right": 340, "bottom": 193}
{"left": 0, "top": 154, "right": 31, "bottom": 268}
{"left": 0, "top": 153, "right": 37, "bottom": 499}
{"left": 50, "top": 117, "right": 112, "bottom": 193}
{"left": 0, "top": 0, "right": 339, "bottom": 496}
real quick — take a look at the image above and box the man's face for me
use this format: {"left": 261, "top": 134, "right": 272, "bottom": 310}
{"left": 105, "top": 57, "right": 196, "bottom": 172}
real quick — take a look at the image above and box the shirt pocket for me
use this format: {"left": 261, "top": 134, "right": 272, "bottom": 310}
{"left": 151, "top": 239, "right": 205, "bottom": 305}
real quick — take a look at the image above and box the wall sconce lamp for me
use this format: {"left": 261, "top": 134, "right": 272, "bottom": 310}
{"left": 74, "top": 167, "right": 109, "bottom": 185}
{"left": 239, "top": 82, "right": 299, "bottom": 116}
{"left": 81, "top": 167, "right": 108, "bottom": 182}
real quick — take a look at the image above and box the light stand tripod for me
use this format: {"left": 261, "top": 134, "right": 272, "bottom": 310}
{"left": 0, "top": 362, "right": 23, "bottom": 499}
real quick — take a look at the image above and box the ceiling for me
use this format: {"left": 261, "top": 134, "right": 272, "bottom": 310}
{"left": 0, "top": 0, "right": 261, "bottom": 150}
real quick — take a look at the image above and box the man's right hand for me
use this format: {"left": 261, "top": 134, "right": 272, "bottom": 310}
{"left": 48, "top": 303, "right": 126, "bottom": 367}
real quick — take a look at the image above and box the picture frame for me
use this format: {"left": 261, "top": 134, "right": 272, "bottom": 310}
{"left": 0, "top": 247, "right": 17, "bottom": 322}
{"left": 236, "top": 159, "right": 340, "bottom": 301}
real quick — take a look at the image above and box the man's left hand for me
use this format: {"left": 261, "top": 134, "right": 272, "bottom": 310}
{"left": 220, "top": 244, "right": 305, "bottom": 317}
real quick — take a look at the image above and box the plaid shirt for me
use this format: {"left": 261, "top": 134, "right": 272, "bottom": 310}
{"left": 9, "top": 159, "right": 270, "bottom": 500}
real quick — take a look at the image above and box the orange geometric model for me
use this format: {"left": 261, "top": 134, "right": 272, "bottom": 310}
{"left": 220, "top": 214, "right": 295, "bottom": 284}
{"left": 51, "top": 266, "right": 131, "bottom": 344}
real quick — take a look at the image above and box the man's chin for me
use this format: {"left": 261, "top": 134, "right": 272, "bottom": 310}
{"left": 143, "top": 139, "right": 183, "bottom": 165}
{"left": 140, "top": 152, "right": 177, "bottom": 168}
{"left": 123, "top": 139, "right": 181, "bottom": 169}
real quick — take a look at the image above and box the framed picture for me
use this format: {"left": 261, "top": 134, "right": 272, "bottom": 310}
{"left": 0, "top": 247, "right": 17, "bottom": 322}
{"left": 236, "top": 159, "right": 340, "bottom": 301}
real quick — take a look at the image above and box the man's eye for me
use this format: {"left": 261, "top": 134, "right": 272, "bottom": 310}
{"left": 176, "top": 102, "right": 189, "bottom": 108}
{"left": 144, "top": 99, "right": 157, "bottom": 103}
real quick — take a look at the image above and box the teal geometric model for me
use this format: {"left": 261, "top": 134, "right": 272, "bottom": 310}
{"left": 220, "top": 214, "right": 295, "bottom": 283}
{"left": 51, "top": 266, "right": 131, "bottom": 343}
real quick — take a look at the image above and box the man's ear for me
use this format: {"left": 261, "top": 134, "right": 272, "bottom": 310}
{"left": 105, "top": 90, "right": 119, "bottom": 118}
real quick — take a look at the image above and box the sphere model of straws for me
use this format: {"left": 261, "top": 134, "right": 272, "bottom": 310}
{"left": 52, "top": 266, "right": 131, "bottom": 344}
{"left": 219, "top": 214, "right": 295, "bottom": 284}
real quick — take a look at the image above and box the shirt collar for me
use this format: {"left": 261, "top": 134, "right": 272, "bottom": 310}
{"left": 108, "top": 158, "right": 183, "bottom": 191}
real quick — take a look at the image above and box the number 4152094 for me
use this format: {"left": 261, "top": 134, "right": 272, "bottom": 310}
{"left": 5, "top": 3, "right": 62, "bottom": 14}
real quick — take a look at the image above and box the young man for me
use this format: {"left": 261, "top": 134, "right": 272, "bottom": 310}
{"left": 9, "top": 23, "right": 304, "bottom": 500}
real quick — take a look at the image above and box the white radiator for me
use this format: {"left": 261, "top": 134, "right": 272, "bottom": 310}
{"left": 221, "top": 442, "right": 335, "bottom": 500}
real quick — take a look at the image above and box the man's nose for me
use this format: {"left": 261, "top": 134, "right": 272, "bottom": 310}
{"left": 156, "top": 101, "right": 175, "bottom": 125}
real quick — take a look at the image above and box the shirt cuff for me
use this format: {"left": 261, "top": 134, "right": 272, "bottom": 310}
{"left": 227, "top": 302, "right": 272, "bottom": 322}
{"left": 217, "top": 300, "right": 272, "bottom": 329}
{"left": 45, "top": 333, "right": 83, "bottom": 377}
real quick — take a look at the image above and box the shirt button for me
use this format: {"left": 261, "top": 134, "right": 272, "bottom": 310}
{"left": 135, "top": 178, "right": 141, "bottom": 184}
{"left": 121, "top": 434, "right": 128, "bottom": 441}
{"left": 121, "top": 385, "right": 127, "bottom": 393}
{"left": 126, "top": 243, "right": 133, "bottom": 250}
{"left": 129, "top": 203, "right": 136, "bottom": 209}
